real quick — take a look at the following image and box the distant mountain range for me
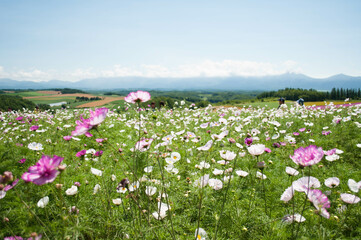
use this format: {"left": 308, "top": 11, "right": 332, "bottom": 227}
{"left": 1, "top": 73, "right": 361, "bottom": 91}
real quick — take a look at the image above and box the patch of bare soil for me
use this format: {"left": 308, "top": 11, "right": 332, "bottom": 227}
{"left": 75, "top": 97, "right": 124, "bottom": 108}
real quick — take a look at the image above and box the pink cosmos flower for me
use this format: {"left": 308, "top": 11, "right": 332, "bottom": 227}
{"left": 21, "top": 155, "right": 64, "bottom": 185}
{"left": 30, "top": 125, "right": 39, "bottom": 131}
{"left": 88, "top": 108, "right": 108, "bottom": 126}
{"left": 307, "top": 189, "right": 331, "bottom": 218}
{"left": 63, "top": 136, "right": 72, "bottom": 141}
{"left": 135, "top": 138, "right": 153, "bottom": 152}
{"left": 124, "top": 91, "right": 151, "bottom": 104}
{"left": 299, "top": 128, "right": 306, "bottom": 132}
{"left": 4, "top": 236, "right": 23, "bottom": 240}
{"left": 324, "top": 148, "right": 336, "bottom": 156}
{"left": 85, "top": 132, "right": 93, "bottom": 137}
{"left": 265, "top": 147, "right": 272, "bottom": 153}
{"left": 71, "top": 118, "right": 92, "bottom": 136}
{"left": 15, "top": 116, "right": 23, "bottom": 121}
{"left": 71, "top": 108, "right": 108, "bottom": 136}
{"left": 4, "top": 179, "right": 19, "bottom": 191}
{"left": 290, "top": 145, "right": 324, "bottom": 167}
{"left": 94, "top": 150, "right": 103, "bottom": 157}
{"left": 96, "top": 138, "right": 104, "bottom": 143}
{"left": 19, "top": 158, "right": 26, "bottom": 164}
{"left": 76, "top": 150, "right": 87, "bottom": 157}
{"left": 322, "top": 131, "right": 331, "bottom": 136}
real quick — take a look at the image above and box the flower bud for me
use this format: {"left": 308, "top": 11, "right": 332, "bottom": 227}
{"left": 58, "top": 165, "right": 66, "bottom": 171}
{"left": 257, "top": 161, "right": 266, "bottom": 169}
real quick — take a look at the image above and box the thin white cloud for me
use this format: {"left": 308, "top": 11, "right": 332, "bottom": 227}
{"left": 0, "top": 60, "right": 302, "bottom": 81}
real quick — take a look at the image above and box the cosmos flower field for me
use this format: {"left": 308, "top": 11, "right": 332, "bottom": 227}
{"left": 1, "top": 92, "right": 361, "bottom": 239}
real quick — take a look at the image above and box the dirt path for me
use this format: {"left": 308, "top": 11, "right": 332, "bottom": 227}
{"left": 76, "top": 97, "right": 124, "bottom": 108}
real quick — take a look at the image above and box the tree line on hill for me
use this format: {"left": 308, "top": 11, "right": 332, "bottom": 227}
{"left": 0, "top": 95, "right": 49, "bottom": 111}
{"left": 0, "top": 88, "right": 86, "bottom": 94}
{"left": 257, "top": 88, "right": 361, "bottom": 101}
{"left": 104, "top": 90, "right": 260, "bottom": 103}
{"left": 75, "top": 96, "right": 103, "bottom": 102}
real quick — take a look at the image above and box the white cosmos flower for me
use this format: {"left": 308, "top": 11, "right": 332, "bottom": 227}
{"left": 235, "top": 170, "right": 249, "bottom": 177}
{"left": 212, "top": 168, "right": 223, "bottom": 175}
{"left": 116, "top": 186, "right": 127, "bottom": 194}
{"left": 91, "top": 167, "right": 103, "bottom": 176}
{"left": 152, "top": 210, "right": 167, "bottom": 220}
{"left": 165, "top": 164, "right": 174, "bottom": 172}
{"left": 219, "top": 150, "right": 236, "bottom": 161}
{"left": 111, "top": 174, "right": 116, "bottom": 181}
{"left": 280, "top": 186, "right": 294, "bottom": 202}
{"left": 256, "top": 171, "right": 267, "bottom": 179}
{"left": 144, "top": 166, "right": 153, "bottom": 173}
{"left": 216, "top": 160, "right": 228, "bottom": 165}
{"left": 247, "top": 144, "right": 266, "bottom": 156}
{"left": 93, "top": 184, "right": 101, "bottom": 194}
{"left": 286, "top": 167, "right": 299, "bottom": 176}
{"left": 65, "top": 185, "right": 78, "bottom": 196}
{"left": 325, "top": 154, "right": 340, "bottom": 162}
{"left": 195, "top": 228, "right": 207, "bottom": 240}
{"left": 145, "top": 186, "right": 157, "bottom": 196}
{"left": 356, "top": 144, "right": 361, "bottom": 148}
{"left": 112, "top": 198, "right": 122, "bottom": 205}
{"left": 28, "top": 142, "right": 43, "bottom": 151}
{"left": 348, "top": 179, "right": 361, "bottom": 193}
{"left": 208, "top": 178, "right": 223, "bottom": 190}
{"left": 236, "top": 143, "right": 243, "bottom": 148}
{"left": 170, "top": 152, "right": 181, "bottom": 162}
{"left": 292, "top": 176, "right": 320, "bottom": 192}
{"left": 0, "top": 190, "right": 6, "bottom": 199}
{"left": 340, "top": 193, "right": 360, "bottom": 204}
{"left": 37, "top": 196, "right": 49, "bottom": 208}
{"left": 335, "top": 149, "right": 344, "bottom": 154}
{"left": 324, "top": 177, "right": 340, "bottom": 188}
{"left": 128, "top": 181, "right": 139, "bottom": 192}
{"left": 198, "top": 161, "right": 210, "bottom": 169}
{"left": 158, "top": 202, "right": 171, "bottom": 212}
{"left": 282, "top": 213, "right": 306, "bottom": 223}
{"left": 193, "top": 174, "right": 209, "bottom": 188}
{"left": 197, "top": 140, "right": 213, "bottom": 151}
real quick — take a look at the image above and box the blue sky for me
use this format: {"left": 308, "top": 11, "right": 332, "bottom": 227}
{"left": 0, "top": 0, "right": 360, "bottom": 81}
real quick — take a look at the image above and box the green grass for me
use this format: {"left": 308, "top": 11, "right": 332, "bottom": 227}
{"left": 6, "top": 91, "right": 52, "bottom": 97}
{"left": 102, "top": 100, "right": 126, "bottom": 109}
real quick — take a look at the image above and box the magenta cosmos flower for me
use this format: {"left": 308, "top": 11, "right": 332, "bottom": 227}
{"left": 124, "top": 90, "right": 151, "bottom": 103}
{"left": 290, "top": 145, "right": 324, "bottom": 167}
{"left": 71, "top": 108, "right": 108, "bottom": 136}
{"left": 30, "top": 125, "right": 39, "bottom": 131}
{"left": 22, "top": 155, "right": 64, "bottom": 185}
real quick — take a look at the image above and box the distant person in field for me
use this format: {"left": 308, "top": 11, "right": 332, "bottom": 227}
{"left": 296, "top": 98, "right": 304, "bottom": 106}
{"left": 277, "top": 97, "right": 285, "bottom": 109}
{"left": 150, "top": 102, "right": 156, "bottom": 111}
{"left": 159, "top": 101, "right": 165, "bottom": 110}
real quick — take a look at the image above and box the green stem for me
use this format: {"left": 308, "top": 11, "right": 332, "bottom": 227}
{"left": 214, "top": 151, "right": 240, "bottom": 240}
